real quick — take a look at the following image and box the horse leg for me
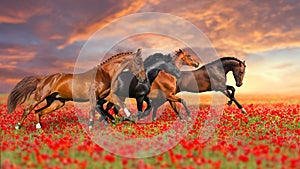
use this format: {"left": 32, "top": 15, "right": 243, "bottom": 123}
{"left": 88, "top": 88, "right": 97, "bottom": 130}
{"left": 106, "top": 93, "right": 131, "bottom": 118}
{"left": 168, "top": 101, "right": 183, "bottom": 120}
{"left": 152, "top": 106, "right": 158, "bottom": 121}
{"left": 167, "top": 94, "right": 191, "bottom": 120}
{"left": 136, "top": 96, "right": 144, "bottom": 120}
{"left": 141, "top": 97, "right": 152, "bottom": 119}
{"left": 226, "top": 85, "right": 235, "bottom": 106}
{"left": 96, "top": 99, "right": 109, "bottom": 124}
{"left": 222, "top": 89, "right": 247, "bottom": 114}
{"left": 15, "top": 95, "right": 48, "bottom": 130}
{"left": 180, "top": 99, "right": 191, "bottom": 119}
{"left": 35, "top": 99, "right": 65, "bottom": 129}
{"left": 95, "top": 104, "right": 110, "bottom": 126}
{"left": 151, "top": 100, "right": 164, "bottom": 121}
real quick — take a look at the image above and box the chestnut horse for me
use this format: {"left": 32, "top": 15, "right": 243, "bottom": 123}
{"left": 7, "top": 48, "right": 146, "bottom": 130}
{"left": 99, "top": 49, "right": 199, "bottom": 122}
{"left": 151, "top": 57, "right": 247, "bottom": 121}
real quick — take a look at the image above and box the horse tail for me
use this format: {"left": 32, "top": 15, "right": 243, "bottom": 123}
{"left": 7, "top": 76, "right": 40, "bottom": 113}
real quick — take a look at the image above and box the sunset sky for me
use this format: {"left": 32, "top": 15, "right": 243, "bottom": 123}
{"left": 0, "top": 0, "right": 299, "bottom": 94}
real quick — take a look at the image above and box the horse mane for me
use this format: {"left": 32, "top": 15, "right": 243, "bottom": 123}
{"left": 99, "top": 52, "right": 134, "bottom": 66}
{"left": 144, "top": 53, "right": 173, "bottom": 68}
{"left": 203, "top": 56, "right": 245, "bottom": 68}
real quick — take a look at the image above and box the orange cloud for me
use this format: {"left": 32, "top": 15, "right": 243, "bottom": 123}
{"left": 0, "top": 15, "right": 26, "bottom": 24}
{"left": 58, "top": 0, "right": 150, "bottom": 49}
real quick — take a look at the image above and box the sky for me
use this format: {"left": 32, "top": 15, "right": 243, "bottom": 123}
{"left": 0, "top": 0, "right": 300, "bottom": 94}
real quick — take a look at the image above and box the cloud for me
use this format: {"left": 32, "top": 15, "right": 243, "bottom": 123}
{"left": 58, "top": 0, "right": 160, "bottom": 49}
{"left": 139, "top": 0, "right": 300, "bottom": 57}
{"left": 0, "top": 1, "right": 51, "bottom": 24}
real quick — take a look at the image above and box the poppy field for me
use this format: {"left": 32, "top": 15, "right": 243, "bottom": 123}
{"left": 1, "top": 94, "right": 300, "bottom": 169}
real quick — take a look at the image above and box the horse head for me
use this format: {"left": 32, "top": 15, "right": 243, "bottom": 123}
{"left": 233, "top": 60, "right": 246, "bottom": 87}
{"left": 175, "top": 49, "right": 199, "bottom": 68}
{"left": 131, "top": 48, "right": 147, "bottom": 83}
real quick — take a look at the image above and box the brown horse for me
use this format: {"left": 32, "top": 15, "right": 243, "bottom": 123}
{"left": 99, "top": 49, "right": 199, "bottom": 122}
{"left": 7, "top": 48, "right": 147, "bottom": 130}
{"left": 135, "top": 49, "right": 200, "bottom": 120}
{"left": 151, "top": 57, "right": 247, "bottom": 121}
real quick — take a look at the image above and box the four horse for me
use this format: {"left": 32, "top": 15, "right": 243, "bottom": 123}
{"left": 7, "top": 48, "right": 147, "bottom": 130}
{"left": 7, "top": 46, "right": 247, "bottom": 130}
{"left": 151, "top": 57, "right": 246, "bottom": 121}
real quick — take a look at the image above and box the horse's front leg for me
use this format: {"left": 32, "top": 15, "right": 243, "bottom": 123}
{"left": 106, "top": 93, "right": 131, "bottom": 118}
{"left": 222, "top": 86, "right": 247, "bottom": 114}
{"left": 226, "top": 85, "right": 236, "bottom": 106}
{"left": 135, "top": 96, "right": 145, "bottom": 120}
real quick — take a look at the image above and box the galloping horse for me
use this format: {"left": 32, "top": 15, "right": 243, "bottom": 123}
{"left": 151, "top": 57, "right": 247, "bottom": 121}
{"left": 96, "top": 52, "right": 183, "bottom": 124}
{"left": 7, "top": 48, "right": 147, "bottom": 130}
{"left": 100, "top": 49, "right": 199, "bottom": 121}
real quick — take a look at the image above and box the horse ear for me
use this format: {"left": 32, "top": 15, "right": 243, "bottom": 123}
{"left": 136, "top": 48, "right": 142, "bottom": 57}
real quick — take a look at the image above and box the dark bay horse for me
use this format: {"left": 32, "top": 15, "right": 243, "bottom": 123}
{"left": 7, "top": 48, "right": 147, "bottom": 130}
{"left": 151, "top": 57, "right": 247, "bottom": 121}
{"left": 100, "top": 49, "right": 199, "bottom": 122}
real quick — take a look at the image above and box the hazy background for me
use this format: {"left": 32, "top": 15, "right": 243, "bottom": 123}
{"left": 1, "top": 0, "right": 299, "bottom": 94}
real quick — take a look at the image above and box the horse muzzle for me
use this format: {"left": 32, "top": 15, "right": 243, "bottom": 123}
{"left": 236, "top": 83, "right": 243, "bottom": 87}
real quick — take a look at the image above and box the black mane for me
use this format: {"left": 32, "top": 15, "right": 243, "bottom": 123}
{"left": 144, "top": 53, "right": 173, "bottom": 68}
{"left": 202, "top": 56, "right": 245, "bottom": 68}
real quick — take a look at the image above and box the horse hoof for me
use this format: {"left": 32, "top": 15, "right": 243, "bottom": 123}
{"left": 241, "top": 108, "right": 247, "bottom": 114}
{"left": 36, "top": 123, "right": 42, "bottom": 129}
{"left": 104, "top": 121, "right": 109, "bottom": 126}
{"left": 15, "top": 125, "right": 20, "bottom": 130}
{"left": 152, "top": 118, "right": 156, "bottom": 122}
{"left": 227, "top": 101, "right": 232, "bottom": 106}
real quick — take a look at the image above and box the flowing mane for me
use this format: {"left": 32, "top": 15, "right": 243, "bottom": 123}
{"left": 144, "top": 53, "right": 173, "bottom": 68}
{"left": 100, "top": 52, "right": 134, "bottom": 66}
{"left": 202, "top": 56, "right": 245, "bottom": 68}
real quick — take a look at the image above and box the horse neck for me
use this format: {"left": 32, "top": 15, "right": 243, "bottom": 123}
{"left": 172, "top": 55, "right": 183, "bottom": 68}
{"left": 222, "top": 60, "right": 240, "bottom": 74}
{"left": 101, "top": 57, "right": 132, "bottom": 78}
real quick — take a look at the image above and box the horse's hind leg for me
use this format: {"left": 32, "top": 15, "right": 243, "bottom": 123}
{"left": 15, "top": 96, "right": 47, "bottom": 130}
{"left": 167, "top": 95, "right": 191, "bottom": 120}
{"left": 35, "top": 99, "right": 65, "bottom": 129}
{"left": 168, "top": 101, "right": 183, "bottom": 120}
